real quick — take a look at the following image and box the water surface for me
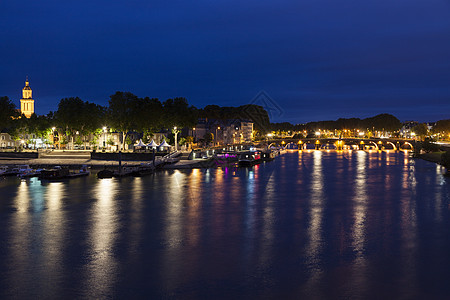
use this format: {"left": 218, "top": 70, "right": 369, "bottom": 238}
{"left": 1, "top": 151, "right": 450, "bottom": 299}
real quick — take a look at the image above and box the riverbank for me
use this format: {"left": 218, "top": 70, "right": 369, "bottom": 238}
{"left": 0, "top": 157, "right": 216, "bottom": 170}
{"left": 415, "top": 152, "right": 444, "bottom": 164}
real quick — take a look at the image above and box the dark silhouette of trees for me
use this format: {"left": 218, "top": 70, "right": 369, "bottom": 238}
{"left": 163, "top": 97, "right": 198, "bottom": 129}
{"left": 412, "top": 123, "right": 428, "bottom": 139}
{"left": 56, "top": 97, "right": 105, "bottom": 149}
{"left": 0, "top": 96, "right": 18, "bottom": 131}
{"left": 433, "top": 119, "right": 450, "bottom": 133}
{"left": 270, "top": 113, "right": 402, "bottom": 133}
{"left": 199, "top": 104, "right": 270, "bottom": 134}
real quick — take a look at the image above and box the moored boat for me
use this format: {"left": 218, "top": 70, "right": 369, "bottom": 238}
{"left": 97, "top": 165, "right": 140, "bottom": 178}
{"left": 0, "top": 165, "right": 23, "bottom": 176}
{"left": 261, "top": 151, "right": 275, "bottom": 161}
{"left": 0, "top": 166, "right": 9, "bottom": 176}
{"left": 39, "top": 166, "right": 70, "bottom": 180}
{"left": 67, "top": 165, "right": 90, "bottom": 178}
{"left": 97, "top": 169, "right": 114, "bottom": 179}
{"left": 17, "top": 165, "right": 41, "bottom": 178}
{"left": 238, "top": 151, "right": 262, "bottom": 167}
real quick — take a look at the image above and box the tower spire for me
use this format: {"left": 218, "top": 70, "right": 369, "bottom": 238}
{"left": 20, "top": 77, "right": 34, "bottom": 117}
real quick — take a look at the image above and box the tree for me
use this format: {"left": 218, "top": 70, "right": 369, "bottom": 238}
{"left": 9, "top": 115, "right": 29, "bottom": 142}
{"left": 412, "top": 123, "right": 428, "bottom": 140}
{"left": 0, "top": 96, "right": 18, "bottom": 131}
{"left": 433, "top": 119, "right": 450, "bottom": 135}
{"left": 55, "top": 97, "right": 85, "bottom": 149}
{"left": 79, "top": 102, "right": 105, "bottom": 149}
{"left": 363, "top": 114, "right": 401, "bottom": 132}
{"left": 163, "top": 97, "right": 198, "bottom": 129}
{"left": 55, "top": 97, "right": 105, "bottom": 150}
{"left": 107, "top": 92, "right": 139, "bottom": 151}
{"left": 204, "top": 132, "right": 214, "bottom": 145}
{"left": 135, "top": 97, "right": 163, "bottom": 133}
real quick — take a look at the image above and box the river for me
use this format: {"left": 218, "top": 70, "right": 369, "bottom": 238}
{"left": 1, "top": 150, "right": 450, "bottom": 299}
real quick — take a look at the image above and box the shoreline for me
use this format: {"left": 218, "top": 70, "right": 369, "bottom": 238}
{"left": 414, "top": 152, "right": 444, "bottom": 165}
{"left": 2, "top": 150, "right": 447, "bottom": 171}
{"left": 0, "top": 157, "right": 215, "bottom": 170}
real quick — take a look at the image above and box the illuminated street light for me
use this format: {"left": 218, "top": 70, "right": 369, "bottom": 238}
{"left": 173, "top": 126, "right": 179, "bottom": 151}
{"left": 215, "top": 126, "right": 220, "bottom": 146}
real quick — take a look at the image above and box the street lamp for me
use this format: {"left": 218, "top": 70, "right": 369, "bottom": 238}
{"left": 173, "top": 126, "right": 179, "bottom": 151}
{"left": 102, "top": 126, "right": 107, "bottom": 150}
{"left": 215, "top": 126, "right": 220, "bottom": 146}
{"left": 50, "top": 127, "right": 56, "bottom": 149}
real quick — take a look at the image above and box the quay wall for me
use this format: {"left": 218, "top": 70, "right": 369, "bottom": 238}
{"left": 91, "top": 152, "right": 166, "bottom": 161}
{"left": 0, "top": 152, "right": 39, "bottom": 159}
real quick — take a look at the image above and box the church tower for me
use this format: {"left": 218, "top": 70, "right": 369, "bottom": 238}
{"left": 20, "top": 77, "right": 34, "bottom": 118}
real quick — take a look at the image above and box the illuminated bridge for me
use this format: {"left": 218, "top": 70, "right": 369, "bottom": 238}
{"left": 267, "top": 138, "right": 416, "bottom": 151}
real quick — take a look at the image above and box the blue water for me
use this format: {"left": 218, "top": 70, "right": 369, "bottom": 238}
{"left": 1, "top": 151, "right": 450, "bottom": 299}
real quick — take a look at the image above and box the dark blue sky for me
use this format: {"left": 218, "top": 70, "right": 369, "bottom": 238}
{"left": 1, "top": 0, "right": 450, "bottom": 123}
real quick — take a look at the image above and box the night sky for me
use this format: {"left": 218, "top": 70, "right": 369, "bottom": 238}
{"left": 1, "top": 0, "right": 450, "bottom": 123}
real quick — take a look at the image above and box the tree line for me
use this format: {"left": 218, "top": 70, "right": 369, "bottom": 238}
{"left": 270, "top": 114, "right": 403, "bottom": 133}
{"left": 0, "top": 93, "right": 270, "bottom": 149}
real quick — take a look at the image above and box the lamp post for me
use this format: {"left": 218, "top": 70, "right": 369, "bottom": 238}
{"left": 102, "top": 126, "right": 107, "bottom": 150}
{"left": 51, "top": 127, "right": 56, "bottom": 149}
{"left": 173, "top": 126, "right": 179, "bottom": 151}
{"left": 215, "top": 126, "right": 220, "bottom": 146}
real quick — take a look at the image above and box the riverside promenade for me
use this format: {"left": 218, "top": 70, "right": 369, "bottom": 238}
{"left": 0, "top": 150, "right": 205, "bottom": 170}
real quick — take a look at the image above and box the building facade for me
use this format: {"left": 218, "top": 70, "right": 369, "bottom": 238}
{"left": 0, "top": 133, "right": 15, "bottom": 149}
{"left": 193, "top": 118, "right": 253, "bottom": 145}
{"left": 20, "top": 77, "right": 35, "bottom": 118}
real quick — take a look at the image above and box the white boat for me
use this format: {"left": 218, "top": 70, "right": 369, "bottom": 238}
{"left": 17, "top": 165, "right": 41, "bottom": 178}
{"left": 67, "top": 165, "right": 90, "bottom": 178}
{"left": 0, "top": 166, "right": 9, "bottom": 175}
{"left": 1, "top": 165, "right": 20, "bottom": 176}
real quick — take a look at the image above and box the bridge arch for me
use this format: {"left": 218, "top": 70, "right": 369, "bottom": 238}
{"left": 399, "top": 141, "right": 414, "bottom": 150}
{"left": 386, "top": 142, "right": 397, "bottom": 150}
{"left": 303, "top": 142, "right": 315, "bottom": 150}
{"left": 368, "top": 141, "right": 379, "bottom": 150}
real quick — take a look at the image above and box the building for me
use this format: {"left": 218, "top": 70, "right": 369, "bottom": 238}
{"left": 20, "top": 77, "right": 35, "bottom": 118}
{"left": 193, "top": 118, "right": 253, "bottom": 145}
{"left": 0, "top": 133, "right": 15, "bottom": 149}
{"left": 222, "top": 119, "right": 253, "bottom": 144}
{"left": 400, "top": 121, "right": 419, "bottom": 139}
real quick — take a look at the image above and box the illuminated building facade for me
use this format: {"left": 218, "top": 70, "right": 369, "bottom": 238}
{"left": 20, "top": 77, "right": 34, "bottom": 118}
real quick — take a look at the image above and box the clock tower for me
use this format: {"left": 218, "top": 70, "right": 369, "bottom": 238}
{"left": 20, "top": 77, "right": 34, "bottom": 118}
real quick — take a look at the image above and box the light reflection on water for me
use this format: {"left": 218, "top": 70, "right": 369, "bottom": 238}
{"left": 82, "top": 178, "right": 119, "bottom": 298}
{"left": 1, "top": 151, "right": 450, "bottom": 299}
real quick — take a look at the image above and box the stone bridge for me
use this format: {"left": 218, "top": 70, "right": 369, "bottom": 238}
{"left": 267, "top": 138, "right": 416, "bottom": 150}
